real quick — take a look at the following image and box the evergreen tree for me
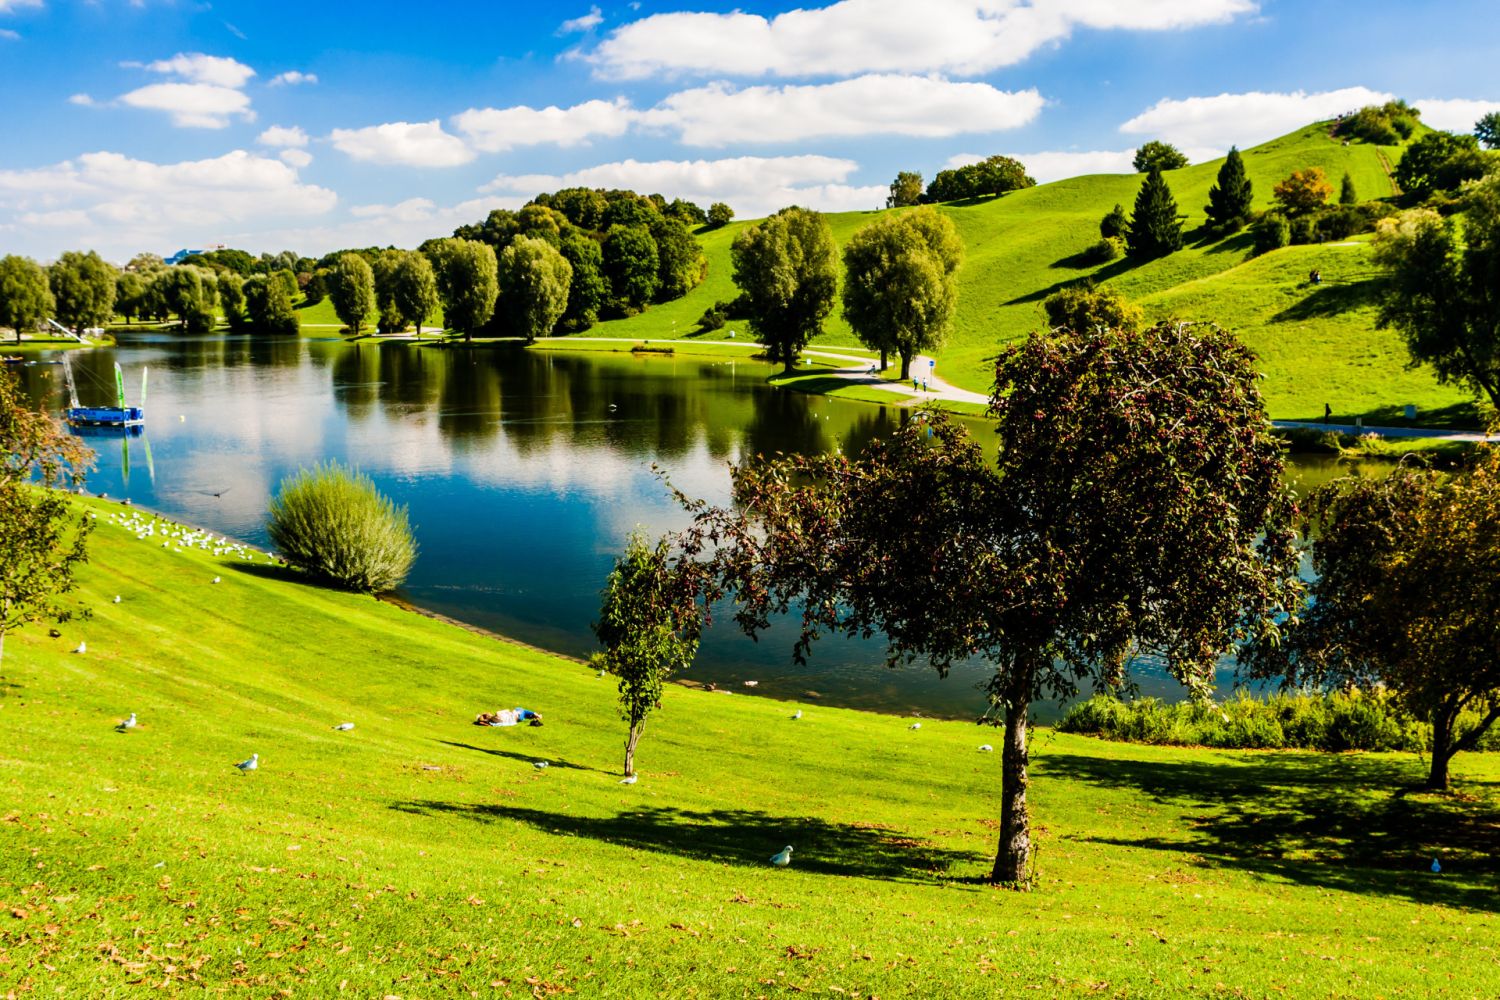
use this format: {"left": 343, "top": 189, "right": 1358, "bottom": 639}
{"left": 1099, "top": 204, "right": 1128, "bottom": 240}
{"left": 1204, "top": 147, "right": 1254, "bottom": 234}
{"left": 1340, "top": 172, "right": 1359, "bottom": 205}
{"left": 1126, "top": 168, "right": 1184, "bottom": 260}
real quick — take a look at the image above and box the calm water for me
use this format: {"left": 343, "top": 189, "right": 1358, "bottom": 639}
{"left": 16, "top": 330, "right": 1350, "bottom": 720}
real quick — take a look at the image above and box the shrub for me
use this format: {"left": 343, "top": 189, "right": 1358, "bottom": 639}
{"left": 1099, "top": 204, "right": 1128, "bottom": 240}
{"left": 1335, "top": 100, "right": 1421, "bottom": 145}
{"left": 697, "top": 302, "right": 727, "bottom": 332}
{"left": 1289, "top": 215, "right": 1318, "bottom": 245}
{"left": 267, "top": 462, "right": 416, "bottom": 593}
{"left": 1251, "top": 212, "right": 1291, "bottom": 255}
{"left": 1084, "top": 236, "right": 1125, "bottom": 264}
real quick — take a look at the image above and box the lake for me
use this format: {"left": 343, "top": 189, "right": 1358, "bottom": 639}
{"left": 15, "top": 330, "right": 1351, "bottom": 720}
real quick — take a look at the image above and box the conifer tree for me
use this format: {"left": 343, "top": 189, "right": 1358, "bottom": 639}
{"left": 1340, "top": 172, "right": 1359, "bottom": 205}
{"left": 1204, "top": 147, "right": 1254, "bottom": 234}
{"left": 1127, "top": 168, "right": 1184, "bottom": 259}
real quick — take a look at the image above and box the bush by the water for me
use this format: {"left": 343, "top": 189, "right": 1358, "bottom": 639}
{"left": 267, "top": 462, "right": 416, "bottom": 593}
{"left": 1058, "top": 691, "right": 1500, "bottom": 753}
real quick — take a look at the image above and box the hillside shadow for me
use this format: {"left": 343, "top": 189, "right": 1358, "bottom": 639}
{"left": 1272, "top": 278, "right": 1383, "bottom": 322}
{"left": 389, "top": 800, "right": 985, "bottom": 883}
{"left": 1006, "top": 257, "right": 1143, "bottom": 306}
{"left": 1281, "top": 401, "right": 1482, "bottom": 429}
{"left": 437, "top": 739, "right": 604, "bottom": 773}
{"left": 1041, "top": 751, "right": 1500, "bottom": 912}
{"left": 1202, "top": 231, "right": 1255, "bottom": 256}
{"left": 226, "top": 562, "right": 300, "bottom": 583}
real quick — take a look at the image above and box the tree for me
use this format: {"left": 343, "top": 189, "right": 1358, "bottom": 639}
{"left": 1250, "top": 449, "right": 1500, "bottom": 790}
{"left": 390, "top": 251, "right": 439, "bottom": 336}
{"left": 731, "top": 207, "right": 838, "bottom": 372}
{"left": 1394, "top": 131, "right": 1488, "bottom": 199}
{"left": 650, "top": 215, "right": 706, "bottom": 302}
{"left": 1126, "top": 168, "right": 1184, "bottom": 259}
{"left": 1251, "top": 212, "right": 1291, "bottom": 256}
{"left": 558, "top": 232, "right": 607, "bottom": 332}
{"left": 49, "top": 251, "right": 116, "bottom": 334}
{"left": 1204, "top": 147, "right": 1254, "bottom": 233}
{"left": 925, "top": 156, "right": 1034, "bottom": 202}
{"left": 685, "top": 321, "right": 1300, "bottom": 882}
{"left": 602, "top": 224, "right": 659, "bottom": 311}
{"left": 371, "top": 251, "right": 406, "bottom": 334}
{"left": 1339, "top": 171, "right": 1359, "bottom": 206}
{"left": 1478, "top": 111, "right": 1500, "bottom": 150}
{"left": 1099, "top": 203, "right": 1128, "bottom": 240}
{"left": 1336, "top": 100, "right": 1421, "bottom": 145}
{"left": 887, "top": 171, "right": 924, "bottom": 208}
{"left": 498, "top": 236, "right": 573, "bottom": 344}
{"left": 1132, "top": 140, "right": 1189, "bottom": 173}
{"left": 243, "top": 275, "right": 300, "bottom": 335}
{"left": 428, "top": 238, "right": 498, "bottom": 341}
{"left": 329, "top": 252, "right": 378, "bottom": 335}
{"left": 159, "top": 267, "right": 218, "bottom": 333}
{"left": 217, "top": 272, "right": 248, "bottom": 332}
{"left": 1272, "top": 167, "right": 1333, "bottom": 216}
{"left": 841, "top": 207, "right": 964, "bottom": 378}
{"left": 1371, "top": 182, "right": 1500, "bottom": 410}
{"left": 114, "top": 271, "right": 146, "bottom": 326}
{"left": 0, "top": 256, "right": 54, "bottom": 344}
{"left": 1042, "top": 281, "right": 1142, "bottom": 334}
{"left": 0, "top": 367, "right": 92, "bottom": 676}
{"left": 593, "top": 532, "right": 702, "bottom": 777}
{"left": 267, "top": 462, "right": 416, "bottom": 593}
{"left": 707, "top": 202, "right": 734, "bottom": 228}
{"left": 665, "top": 198, "right": 708, "bottom": 227}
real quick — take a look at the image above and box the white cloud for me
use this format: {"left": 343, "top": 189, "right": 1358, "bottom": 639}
{"left": 0, "top": 28, "right": 19, "bottom": 40}
{"left": 0, "top": 0, "right": 42, "bottom": 11}
{"left": 559, "top": 6, "right": 603, "bottom": 33}
{"left": 1119, "top": 86, "right": 1393, "bottom": 150}
{"left": 1414, "top": 97, "right": 1500, "bottom": 133}
{"left": 454, "top": 98, "right": 637, "bottom": 152}
{"left": 329, "top": 120, "right": 474, "bottom": 167}
{"left": 278, "top": 149, "right": 313, "bottom": 168}
{"left": 269, "top": 70, "right": 318, "bottom": 87}
{"left": 68, "top": 93, "right": 95, "bottom": 106}
{"left": 644, "top": 75, "right": 1042, "bottom": 146}
{"left": 0, "top": 150, "right": 336, "bottom": 258}
{"left": 589, "top": 0, "right": 1256, "bottom": 79}
{"left": 133, "top": 52, "right": 256, "bottom": 88}
{"left": 946, "top": 149, "right": 1138, "bottom": 182}
{"left": 258, "top": 124, "right": 309, "bottom": 148}
{"left": 118, "top": 82, "right": 255, "bottom": 129}
{"left": 483, "top": 155, "right": 885, "bottom": 218}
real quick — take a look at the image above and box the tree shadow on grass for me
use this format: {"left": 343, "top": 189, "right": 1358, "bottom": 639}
{"left": 1040, "top": 751, "right": 1500, "bottom": 912}
{"left": 437, "top": 739, "right": 605, "bottom": 774}
{"left": 1272, "top": 278, "right": 1384, "bottom": 322}
{"left": 1005, "top": 257, "right": 1144, "bottom": 306}
{"left": 389, "top": 799, "right": 987, "bottom": 884}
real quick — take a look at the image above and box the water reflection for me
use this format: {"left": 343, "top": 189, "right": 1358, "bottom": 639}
{"left": 15, "top": 331, "right": 1379, "bottom": 720}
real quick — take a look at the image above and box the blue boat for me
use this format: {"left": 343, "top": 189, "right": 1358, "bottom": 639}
{"left": 61, "top": 354, "right": 146, "bottom": 429}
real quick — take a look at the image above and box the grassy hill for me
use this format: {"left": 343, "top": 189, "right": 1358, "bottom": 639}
{"left": 579, "top": 122, "right": 1477, "bottom": 424}
{"left": 4, "top": 496, "right": 1499, "bottom": 995}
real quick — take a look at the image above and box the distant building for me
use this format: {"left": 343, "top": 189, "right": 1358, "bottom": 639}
{"left": 165, "top": 244, "right": 225, "bottom": 266}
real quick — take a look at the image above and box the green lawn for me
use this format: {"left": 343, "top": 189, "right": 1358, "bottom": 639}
{"left": 3, "top": 495, "right": 1498, "bottom": 996}
{"left": 570, "top": 122, "right": 1476, "bottom": 424}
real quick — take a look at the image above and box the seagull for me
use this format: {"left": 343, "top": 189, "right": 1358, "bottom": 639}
{"left": 234, "top": 753, "right": 259, "bottom": 773}
{"left": 533, "top": 761, "right": 549, "bottom": 770}
{"left": 978, "top": 744, "right": 993, "bottom": 752}
{"left": 333, "top": 722, "right": 355, "bottom": 731}
{"left": 908, "top": 722, "right": 921, "bottom": 730}
{"left": 742, "top": 680, "right": 759, "bottom": 688}
{"left": 619, "top": 774, "right": 638, "bottom": 785}
{"left": 770, "top": 846, "right": 793, "bottom": 867}
{"left": 791, "top": 709, "right": 802, "bottom": 720}
{"left": 212, "top": 576, "right": 221, "bottom": 584}
{"left": 1431, "top": 858, "right": 1442, "bottom": 873}
{"left": 112, "top": 595, "right": 121, "bottom": 604}
{"left": 73, "top": 641, "right": 87, "bottom": 654}
{"left": 117, "top": 712, "right": 137, "bottom": 731}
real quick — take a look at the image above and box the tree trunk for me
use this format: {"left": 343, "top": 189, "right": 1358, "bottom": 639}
{"left": 1428, "top": 706, "right": 1455, "bottom": 790}
{"left": 624, "top": 721, "right": 644, "bottom": 776}
{"left": 879, "top": 348, "right": 888, "bottom": 371}
{"left": 900, "top": 351, "right": 913, "bottom": 381}
{"left": 991, "top": 673, "right": 1034, "bottom": 884}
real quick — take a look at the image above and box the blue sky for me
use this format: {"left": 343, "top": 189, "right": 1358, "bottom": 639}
{"left": 1, "top": 0, "right": 1497, "bottom": 260}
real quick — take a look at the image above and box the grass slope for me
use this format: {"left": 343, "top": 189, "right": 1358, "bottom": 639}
{"left": 3, "top": 497, "right": 1499, "bottom": 996}
{"left": 574, "top": 123, "right": 1475, "bottom": 423}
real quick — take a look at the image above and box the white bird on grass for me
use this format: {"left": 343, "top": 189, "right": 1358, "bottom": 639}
{"left": 908, "top": 722, "right": 921, "bottom": 730}
{"left": 791, "top": 709, "right": 802, "bottom": 720}
{"left": 770, "top": 846, "right": 793, "bottom": 867}
{"left": 533, "top": 761, "right": 549, "bottom": 770}
{"left": 333, "top": 722, "right": 355, "bottom": 731}
{"left": 234, "top": 753, "right": 259, "bottom": 773}
{"left": 619, "top": 774, "right": 638, "bottom": 785}
{"left": 212, "top": 576, "right": 221, "bottom": 584}
{"left": 73, "top": 641, "right": 87, "bottom": 654}
{"left": 978, "top": 744, "right": 993, "bottom": 753}
{"left": 112, "top": 595, "right": 121, "bottom": 604}
{"left": 117, "top": 712, "right": 137, "bottom": 731}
